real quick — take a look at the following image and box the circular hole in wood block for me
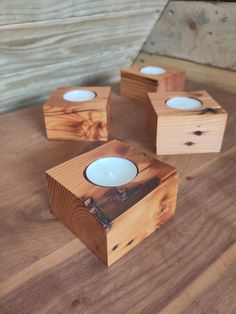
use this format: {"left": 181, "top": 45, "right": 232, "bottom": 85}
{"left": 63, "top": 90, "right": 96, "bottom": 102}
{"left": 85, "top": 157, "right": 138, "bottom": 187}
{"left": 166, "top": 97, "right": 202, "bottom": 110}
{"left": 140, "top": 66, "right": 166, "bottom": 75}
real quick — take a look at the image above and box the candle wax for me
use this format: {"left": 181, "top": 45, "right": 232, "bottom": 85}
{"left": 85, "top": 157, "right": 138, "bottom": 187}
{"left": 63, "top": 90, "right": 96, "bottom": 102}
{"left": 166, "top": 96, "right": 202, "bottom": 110}
{"left": 140, "top": 66, "right": 166, "bottom": 75}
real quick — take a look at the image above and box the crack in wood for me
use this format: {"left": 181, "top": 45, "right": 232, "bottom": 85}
{"left": 199, "top": 107, "right": 219, "bottom": 115}
{"left": 82, "top": 176, "right": 161, "bottom": 222}
{"left": 96, "top": 176, "right": 161, "bottom": 219}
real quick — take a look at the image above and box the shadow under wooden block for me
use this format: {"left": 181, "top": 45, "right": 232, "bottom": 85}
{"left": 120, "top": 63, "right": 186, "bottom": 103}
{"left": 43, "top": 86, "right": 111, "bottom": 141}
{"left": 46, "top": 140, "right": 178, "bottom": 266}
{"left": 147, "top": 91, "right": 228, "bottom": 155}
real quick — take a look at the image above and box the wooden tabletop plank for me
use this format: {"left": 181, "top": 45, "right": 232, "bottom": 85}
{"left": 0, "top": 81, "right": 235, "bottom": 313}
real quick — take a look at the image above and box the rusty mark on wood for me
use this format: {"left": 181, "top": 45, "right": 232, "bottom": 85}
{"left": 96, "top": 176, "right": 161, "bottom": 219}
{"left": 82, "top": 197, "right": 112, "bottom": 230}
{"left": 199, "top": 108, "right": 219, "bottom": 115}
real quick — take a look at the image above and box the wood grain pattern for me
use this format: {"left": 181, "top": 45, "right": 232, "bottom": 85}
{"left": 147, "top": 90, "right": 228, "bottom": 155}
{"left": 43, "top": 86, "right": 111, "bottom": 141}
{"left": 0, "top": 2, "right": 168, "bottom": 113}
{"left": 143, "top": 1, "right": 236, "bottom": 70}
{"left": 0, "top": 0, "right": 168, "bottom": 25}
{"left": 46, "top": 174, "right": 108, "bottom": 264}
{"left": 120, "top": 62, "right": 185, "bottom": 102}
{"left": 0, "top": 74, "right": 235, "bottom": 312}
{"left": 46, "top": 140, "right": 178, "bottom": 266}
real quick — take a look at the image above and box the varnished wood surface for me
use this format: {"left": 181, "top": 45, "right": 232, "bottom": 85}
{"left": 43, "top": 87, "right": 111, "bottom": 141}
{"left": 147, "top": 91, "right": 227, "bottom": 155}
{"left": 0, "top": 79, "right": 236, "bottom": 313}
{"left": 46, "top": 140, "right": 178, "bottom": 265}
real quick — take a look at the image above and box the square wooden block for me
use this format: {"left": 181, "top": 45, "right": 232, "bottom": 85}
{"left": 120, "top": 63, "right": 185, "bottom": 103}
{"left": 43, "top": 86, "right": 111, "bottom": 141}
{"left": 46, "top": 140, "right": 178, "bottom": 266}
{"left": 147, "top": 91, "right": 228, "bottom": 155}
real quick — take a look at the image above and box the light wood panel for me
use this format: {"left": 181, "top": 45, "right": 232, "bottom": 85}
{"left": 0, "top": 9, "right": 166, "bottom": 113}
{"left": 136, "top": 53, "right": 236, "bottom": 93}
{"left": 0, "top": 12, "right": 160, "bottom": 75}
{"left": 143, "top": 1, "right": 236, "bottom": 70}
{"left": 0, "top": 0, "right": 168, "bottom": 25}
{"left": 0, "top": 78, "right": 235, "bottom": 312}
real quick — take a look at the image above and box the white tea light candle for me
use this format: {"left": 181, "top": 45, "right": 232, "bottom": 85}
{"left": 140, "top": 66, "right": 166, "bottom": 75}
{"left": 63, "top": 90, "right": 96, "bottom": 102}
{"left": 85, "top": 157, "right": 138, "bottom": 187}
{"left": 166, "top": 97, "right": 202, "bottom": 110}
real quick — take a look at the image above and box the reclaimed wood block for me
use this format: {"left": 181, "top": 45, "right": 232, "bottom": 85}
{"left": 120, "top": 63, "right": 185, "bottom": 103}
{"left": 43, "top": 86, "right": 111, "bottom": 141}
{"left": 46, "top": 140, "right": 178, "bottom": 266}
{"left": 147, "top": 90, "right": 228, "bottom": 155}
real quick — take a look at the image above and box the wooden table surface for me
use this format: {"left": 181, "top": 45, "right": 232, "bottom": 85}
{"left": 0, "top": 81, "right": 235, "bottom": 314}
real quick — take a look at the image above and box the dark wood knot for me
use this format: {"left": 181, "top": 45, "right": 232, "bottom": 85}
{"left": 189, "top": 21, "right": 197, "bottom": 31}
{"left": 112, "top": 244, "right": 119, "bottom": 251}
{"left": 186, "top": 176, "right": 194, "bottom": 181}
{"left": 193, "top": 130, "right": 202, "bottom": 136}
{"left": 185, "top": 142, "right": 194, "bottom": 146}
{"left": 126, "top": 239, "right": 134, "bottom": 246}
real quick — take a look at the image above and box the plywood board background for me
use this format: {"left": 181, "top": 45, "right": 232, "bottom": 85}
{"left": 0, "top": 0, "right": 169, "bottom": 113}
{"left": 143, "top": 1, "right": 236, "bottom": 70}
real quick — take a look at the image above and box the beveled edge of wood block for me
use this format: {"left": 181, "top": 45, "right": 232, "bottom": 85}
{"left": 148, "top": 90, "right": 227, "bottom": 116}
{"left": 46, "top": 139, "right": 177, "bottom": 223}
{"left": 43, "top": 86, "right": 111, "bottom": 111}
{"left": 120, "top": 62, "right": 186, "bottom": 83}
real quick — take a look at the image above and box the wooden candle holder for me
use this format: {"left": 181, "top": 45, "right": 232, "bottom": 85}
{"left": 120, "top": 63, "right": 185, "bottom": 103}
{"left": 43, "top": 86, "right": 111, "bottom": 141}
{"left": 46, "top": 140, "right": 178, "bottom": 266}
{"left": 147, "top": 91, "right": 228, "bottom": 155}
